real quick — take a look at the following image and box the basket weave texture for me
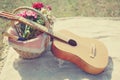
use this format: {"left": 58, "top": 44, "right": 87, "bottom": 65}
{"left": 8, "top": 6, "right": 52, "bottom": 59}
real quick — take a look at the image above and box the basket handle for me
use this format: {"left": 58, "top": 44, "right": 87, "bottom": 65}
{"left": 12, "top": 6, "right": 50, "bottom": 28}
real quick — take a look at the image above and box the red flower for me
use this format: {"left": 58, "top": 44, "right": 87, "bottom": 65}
{"left": 17, "top": 10, "right": 27, "bottom": 18}
{"left": 17, "top": 10, "right": 37, "bottom": 19}
{"left": 46, "top": 5, "right": 52, "bottom": 10}
{"left": 32, "top": 2, "right": 44, "bottom": 9}
{"left": 26, "top": 10, "right": 37, "bottom": 18}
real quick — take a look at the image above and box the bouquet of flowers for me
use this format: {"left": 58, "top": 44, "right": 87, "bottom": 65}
{"left": 4, "top": 2, "right": 55, "bottom": 59}
{"left": 15, "top": 2, "right": 54, "bottom": 40}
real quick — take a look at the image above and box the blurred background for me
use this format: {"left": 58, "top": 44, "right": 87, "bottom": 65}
{"left": 0, "top": 0, "right": 120, "bottom": 70}
{"left": 0, "top": 0, "right": 120, "bottom": 17}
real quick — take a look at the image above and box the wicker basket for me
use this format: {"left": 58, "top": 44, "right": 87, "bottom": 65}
{"left": 8, "top": 6, "right": 52, "bottom": 59}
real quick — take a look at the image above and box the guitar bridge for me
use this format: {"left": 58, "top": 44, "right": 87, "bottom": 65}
{"left": 90, "top": 44, "right": 96, "bottom": 58}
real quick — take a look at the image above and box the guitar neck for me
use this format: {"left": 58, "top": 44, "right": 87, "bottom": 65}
{"left": 0, "top": 11, "right": 71, "bottom": 44}
{"left": 18, "top": 17, "right": 69, "bottom": 44}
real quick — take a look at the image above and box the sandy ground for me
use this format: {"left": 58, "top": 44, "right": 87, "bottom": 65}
{"left": 0, "top": 45, "right": 8, "bottom": 74}
{"left": 0, "top": 60, "right": 5, "bottom": 73}
{"left": 0, "top": 17, "right": 120, "bottom": 80}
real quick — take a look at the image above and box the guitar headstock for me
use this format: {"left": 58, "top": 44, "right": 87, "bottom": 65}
{"left": 0, "top": 11, "right": 19, "bottom": 38}
{"left": 0, "top": 11, "right": 18, "bottom": 21}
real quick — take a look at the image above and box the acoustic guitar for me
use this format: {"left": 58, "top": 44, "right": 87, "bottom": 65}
{"left": 51, "top": 30, "right": 108, "bottom": 74}
{"left": 0, "top": 10, "right": 108, "bottom": 74}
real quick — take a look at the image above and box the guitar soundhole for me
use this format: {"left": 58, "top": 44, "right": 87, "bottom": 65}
{"left": 68, "top": 39, "right": 77, "bottom": 46}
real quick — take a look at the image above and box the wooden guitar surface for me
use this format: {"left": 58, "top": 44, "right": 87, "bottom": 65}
{"left": 52, "top": 30, "right": 108, "bottom": 74}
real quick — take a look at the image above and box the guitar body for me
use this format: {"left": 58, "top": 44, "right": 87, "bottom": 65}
{"left": 52, "top": 30, "right": 108, "bottom": 74}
